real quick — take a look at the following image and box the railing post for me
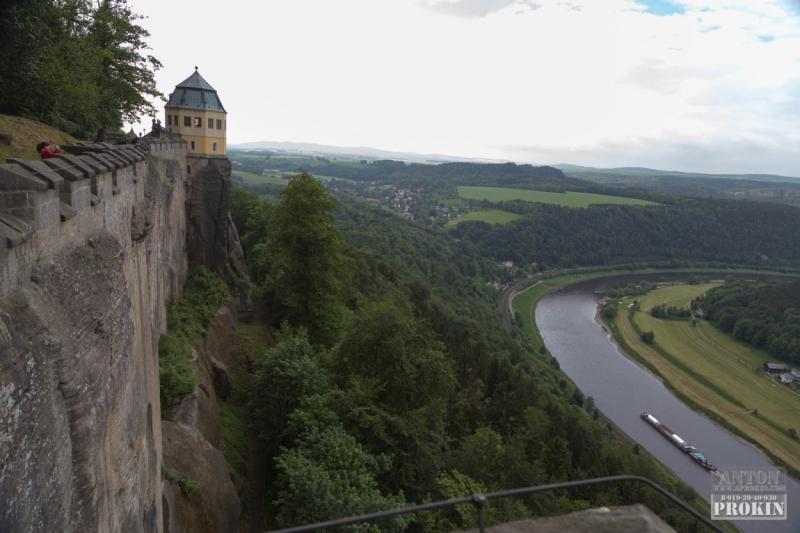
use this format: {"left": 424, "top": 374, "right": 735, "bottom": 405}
{"left": 472, "top": 493, "right": 488, "bottom": 533}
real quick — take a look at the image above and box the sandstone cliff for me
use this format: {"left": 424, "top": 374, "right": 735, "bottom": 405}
{"left": 0, "top": 140, "right": 246, "bottom": 532}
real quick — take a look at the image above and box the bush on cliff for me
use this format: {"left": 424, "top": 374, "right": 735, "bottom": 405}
{"left": 159, "top": 263, "right": 228, "bottom": 406}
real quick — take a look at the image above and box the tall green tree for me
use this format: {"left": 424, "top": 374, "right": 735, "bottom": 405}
{"left": 0, "top": 0, "right": 160, "bottom": 139}
{"left": 327, "top": 291, "right": 455, "bottom": 499}
{"left": 259, "top": 171, "right": 352, "bottom": 347}
{"left": 249, "top": 328, "right": 327, "bottom": 459}
{"left": 89, "top": 0, "right": 162, "bottom": 140}
{"left": 0, "top": 0, "right": 101, "bottom": 136}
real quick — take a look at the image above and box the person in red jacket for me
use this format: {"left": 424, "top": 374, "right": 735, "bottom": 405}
{"left": 37, "top": 139, "right": 60, "bottom": 159}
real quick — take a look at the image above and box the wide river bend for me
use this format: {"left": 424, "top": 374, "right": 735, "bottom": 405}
{"left": 535, "top": 274, "right": 800, "bottom": 533}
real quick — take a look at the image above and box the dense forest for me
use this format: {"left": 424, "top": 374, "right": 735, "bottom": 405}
{"left": 230, "top": 174, "right": 714, "bottom": 532}
{"left": 561, "top": 167, "right": 800, "bottom": 207}
{"left": 702, "top": 278, "right": 800, "bottom": 365}
{"left": 450, "top": 199, "right": 800, "bottom": 269}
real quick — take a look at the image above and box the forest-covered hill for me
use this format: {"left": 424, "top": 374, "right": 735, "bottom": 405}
{"left": 559, "top": 166, "right": 800, "bottom": 206}
{"left": 451, "top": 198, "right": 800, "bottom": 269}
{"left": 230, "top": 176, "right": 715, "bottom": 532}
{"left": 702, "top": 279, "right": 800, "bottom": 365}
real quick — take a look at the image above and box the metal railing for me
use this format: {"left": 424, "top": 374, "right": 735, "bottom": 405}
{"left": 266, "top": 475, "right": 725, "bottom": 533}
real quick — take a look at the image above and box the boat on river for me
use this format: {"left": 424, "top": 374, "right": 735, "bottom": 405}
{"left": 641, "top": 412, "right": 716, "bottom": 471}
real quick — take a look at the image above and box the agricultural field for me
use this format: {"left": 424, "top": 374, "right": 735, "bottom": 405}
{"left": 634, "top": 282, "right": 721, "bottom": 310}
{"left": 232, "top": 171, "right": 289, "bottom": 187}
{"left": 613, "top": 284, "right": 800, "bottom": 474}
{"left": 445, "top": 210, "right": 521, "bottom": 226}
{"left": 457, "top": 186, "right": 659, "bottom": 207}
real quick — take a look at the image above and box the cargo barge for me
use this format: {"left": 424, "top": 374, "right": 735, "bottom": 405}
{"left": 641, "top": 412, "right": 716, "bottom": 471}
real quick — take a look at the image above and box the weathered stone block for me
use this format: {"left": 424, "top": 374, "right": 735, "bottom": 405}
{"left": 80, "top": 153, "right": 115, "bottom": 174}
{"left": 0, "top": 164, "right": 49, "bottom": 191}
{"left": 59, "top": 179, "right": 91, "bottom": 211}
{"left": 59, "top": 201, "right": 77, "bottom": 221}
{"left": 0, "top": 222, "right": 24, "bottom": 248}
{"left": 459, "top": 504, "right": 676, "bottom": 533}
{"left": 161, "top": 422, "right": 240, "bottom": 533}
{"left": 0, "top": 212, "right": 32, "bottom": 234}
{"left": 41, "top": 157, "right": 83, "bottom": 182}
{"left": 51, "top": 154, "right": 97, "bottom": 181}
{"left": 5, "top": 159, "right": 64, "bottom": 191}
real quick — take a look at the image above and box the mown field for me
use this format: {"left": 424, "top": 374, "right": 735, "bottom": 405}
{"left": 232, "top": 170, "right": 289, "bottom": 186}
{"left": 616, "top": 284, "right": 800, "bottom": 474}
{"left": 445, "top": 210, "right": 521, "bottom": 226}
{"left": 457, "top": 186, "right": 659, "bottom": 207}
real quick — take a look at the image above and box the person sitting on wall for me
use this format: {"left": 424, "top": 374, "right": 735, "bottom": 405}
{"left": 37, "top": 139, "right": 61, "bottom": 159}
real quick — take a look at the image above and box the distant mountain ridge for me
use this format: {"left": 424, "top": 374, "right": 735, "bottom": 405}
{"left": 554, "top": 164, "right": 800, "bottom": 182}
{"left": 229, "top": 140, "right": 508, "bottom": 164}
{"left": 230, "top": 140, "right": 800, "bottom": 181}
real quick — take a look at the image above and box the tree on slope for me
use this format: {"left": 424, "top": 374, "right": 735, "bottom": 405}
{"left": 89, "top": 0, "right": 162, "bottom": 141}
{"left": 0, "top": 0, "right": 161, "bottom": 139}
{"left": 259, "top": 171, "right": 352, "bottom": 348}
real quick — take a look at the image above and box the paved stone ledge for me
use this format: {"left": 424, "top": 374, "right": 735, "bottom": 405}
{"left": 459, "top": 505, "right": 676, "bottom": 533}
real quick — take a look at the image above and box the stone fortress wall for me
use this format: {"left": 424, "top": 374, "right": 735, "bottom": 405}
{"left": 0, "top": 139, "right": 190, "bottom": 532}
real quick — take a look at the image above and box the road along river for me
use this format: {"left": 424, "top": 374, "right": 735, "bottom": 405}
{"left": 535, "top": 274, "right": 800, "bottom": 533}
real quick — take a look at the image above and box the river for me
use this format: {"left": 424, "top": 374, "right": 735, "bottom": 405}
{"left": 535, "top": 274, "right": 800, "bottom": 533}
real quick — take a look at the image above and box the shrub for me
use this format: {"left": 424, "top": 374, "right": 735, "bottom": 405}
{"left": 178, "top": 478, "right": 200, "bottom": 496}
{"left": 159, "top": 263, "right": 228, "bottom": 406}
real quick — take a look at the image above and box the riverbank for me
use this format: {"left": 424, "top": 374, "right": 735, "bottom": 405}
{"left": 603, "top": 287, "right": 800, "bottom": 483}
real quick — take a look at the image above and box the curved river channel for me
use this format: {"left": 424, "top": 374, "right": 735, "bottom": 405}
{"left": 535, "top": 274, "right": 800, "bottom": 533}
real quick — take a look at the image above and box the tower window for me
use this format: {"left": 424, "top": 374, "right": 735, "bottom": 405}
{"left": 212, "top": 142, "right": 217, "bottom": 152}
{"left": 208, "top": 118, "right": 214, "bottom": 129}
{"left": 216, "top": 119, "right": 222, "bottom": 130}
{"left": 194, "top": 117, "right": 201, "bottom": 128}
{"left": 174, "top": 115, "right": 178, "bottom": 125}
{"left": 190, "top": 140, "right": 196, "bottom": 150}
{"left": 167, "top": 115, "right": 172, "bottom": 126}
{"left": 184, "top": 116, "right": 191, "bottom": 127}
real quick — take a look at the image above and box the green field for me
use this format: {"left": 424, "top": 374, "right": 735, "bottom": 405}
{"left": 445, "top": 210, "right": 521, "bottom": 226}
{"left": 615, "top": 284, "right": 800, "bottom": 475}
{"left": 511, "top": 282, "right": 555, "bottom": 352}
{"left": 232, "top": 171, "right": 289, "bottom": 186}
{"left": 457, "top": 186, "right": 658, "bottom": 207}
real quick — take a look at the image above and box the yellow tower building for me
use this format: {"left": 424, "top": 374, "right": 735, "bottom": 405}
{"left": 164, "top": 67, "right": 227, "bottom": 155}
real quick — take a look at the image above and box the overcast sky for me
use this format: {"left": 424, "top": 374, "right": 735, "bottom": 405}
{"left": 130, "top": 0, "right": 800, "bottom": 175}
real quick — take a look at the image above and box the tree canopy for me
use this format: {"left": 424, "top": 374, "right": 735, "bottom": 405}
{"left": 0, "top": 0, "right": 161, "bottom": 139}
{"left": 232, "top": 180, "right": 720, "bottom": 532}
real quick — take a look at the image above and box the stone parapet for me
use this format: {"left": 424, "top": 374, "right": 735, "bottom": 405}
{"left": 0, "top": 136, "right": 188, "bottom": 532}
{"left": 459, "top": 505, "right": 676, "bottom": 533}
{"left": 0, "top": 138, "right": 185, "bottom": 298}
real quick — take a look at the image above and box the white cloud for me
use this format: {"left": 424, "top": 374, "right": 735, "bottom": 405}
{"left": 129, "top": 0, "right": 800, "bottom": 175}
{"left": 421, "top": 0, "right": 541, "bottom": 18}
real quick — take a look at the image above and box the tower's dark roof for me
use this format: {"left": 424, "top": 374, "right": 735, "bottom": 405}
{"left": 165, "top": 68, "right": 226, "bottom": 113}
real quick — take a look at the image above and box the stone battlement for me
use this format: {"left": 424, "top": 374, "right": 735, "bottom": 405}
{"left": 0, "top": 138, "right": 186, "bottom": 298}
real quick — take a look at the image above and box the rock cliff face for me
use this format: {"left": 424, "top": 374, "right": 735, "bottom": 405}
{"left": 0, "top": 140, "right": 244, "bottom": 532}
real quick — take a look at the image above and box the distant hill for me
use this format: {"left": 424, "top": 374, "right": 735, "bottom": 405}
{"left": 554, "top": 164, "right": 800, "bottom": 182}
{"left": 0, "top": 114, "right": 76, "bottom": 162}
{"left": 230, "top": 140, "right": 507, "bottom": 164}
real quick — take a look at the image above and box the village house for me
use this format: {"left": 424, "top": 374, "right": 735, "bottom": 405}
{"left": 764, "top": 362, "right": 787, "bottom": 374}
{"left": 780, "top": 369, "right": 800, "bottom": 384}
